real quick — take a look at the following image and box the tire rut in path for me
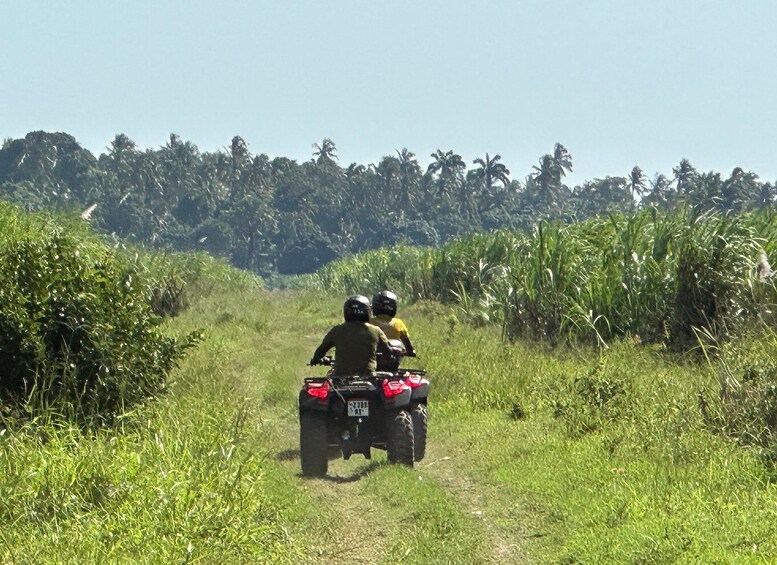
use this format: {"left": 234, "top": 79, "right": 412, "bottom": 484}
{"left": 280, "top": 438, "right": 531, "bottom": 564}
{"left": 420, "top": 444, "right": 531, "bottom": 564}
{"left": 299, "top": 460, "right": 391, "bottom": 565}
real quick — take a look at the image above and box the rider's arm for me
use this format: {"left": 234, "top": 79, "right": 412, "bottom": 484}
{"left": 376, "top": 327, "right": 392, "bottom": 355}
{"left": 311, "top": 326, "right": 337, "bottom": 364}
{"left": 400, "top": 333, "right": 416, "bottom": 357}
{"left": 394, "top": 318, "right": 416, "bottom": 357}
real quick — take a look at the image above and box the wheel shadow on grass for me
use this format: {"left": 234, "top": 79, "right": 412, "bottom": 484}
{"left": 276, "top": 448, "right": 300, "bottom": 461}
{"left": 278, "top": 448, "right": 385, "bottom": 482}
{"left": 275, "top": 448, "right": 345, "bottom": 462}
{"left": 321, "top": 461, "right": 383, "bottom": 483}
{"left": 292, "top": 461, "right": 384, "bottom": 483}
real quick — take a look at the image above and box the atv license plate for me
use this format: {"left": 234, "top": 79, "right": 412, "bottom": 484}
{"left": 347, "top": 399, "right": 369, "bottom": 417}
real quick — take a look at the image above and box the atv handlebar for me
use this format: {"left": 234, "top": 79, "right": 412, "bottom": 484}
{"left": 309, "top": 355, "right": 334, "bottom": 367}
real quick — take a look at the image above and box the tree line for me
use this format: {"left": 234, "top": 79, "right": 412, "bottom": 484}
{"left": 0, "top": 130, "right": 772, "bottom": 275}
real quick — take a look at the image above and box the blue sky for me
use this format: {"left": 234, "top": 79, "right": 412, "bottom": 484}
{"left": 2, "top": 1, "right": 776, "bottom": 187}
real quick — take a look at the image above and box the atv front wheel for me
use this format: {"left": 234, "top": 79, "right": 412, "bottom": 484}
{"left": 387, "top": 410, "right": 414, "bottom": 466}
{"left": 300, "top": 411, "right": 328, "bottom": 477}
{"left": 411, "top": 403, "right": 427, "bottom": 462}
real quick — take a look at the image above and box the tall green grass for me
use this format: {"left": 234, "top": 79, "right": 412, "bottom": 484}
{"left": 5, "top": 238, "right": 777, "bottom": 562}
{"left": 314, "top": 207, "right": 777, "bottom": 349}
{"left": 0, "top": 287, "right": 317, "bottom": 563}
{"left": 7, "top": 198, "right": 777, "bottom": 562}
{"left": 404, "top": 303, "right": 777, "bottom": 562}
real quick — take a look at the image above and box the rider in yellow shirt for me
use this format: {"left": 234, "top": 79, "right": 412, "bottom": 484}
{"left": 370, "top": 290, "right": 416, "bottom": 357}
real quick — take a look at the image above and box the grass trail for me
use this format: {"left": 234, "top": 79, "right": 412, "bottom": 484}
{"left": 247, "top": 290, "right": 506, "bottom": 564}
{"left": 7, "top": 284, "right": 777, "bottom": 562}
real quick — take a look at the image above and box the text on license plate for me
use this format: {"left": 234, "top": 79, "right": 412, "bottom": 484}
{"left": 348, "top": 400, "right": 369, "bottom": 417}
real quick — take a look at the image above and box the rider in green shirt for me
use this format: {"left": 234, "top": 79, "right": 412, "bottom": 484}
{"left": 310, "top": 295, "right": 392, "bottom": 376}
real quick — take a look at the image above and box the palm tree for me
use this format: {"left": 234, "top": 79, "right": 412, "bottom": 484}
{"left": 345, "top": 163, "right": 366, "bottom": 179}
{"left": 552, "top": 143, "right": 573, "bottom": 184}
{"left": 105, "top": 133, "right": 139, "bottom": 194}
{"left": 375, "top": 155, "right": 401, "bottom": 208}
{"left": 160, "top": 133, "right": 200, "bottom": 212}
{"left": 396, "top": 148, "right": 421, "bottom": 210}
{"left": 229, "top": 136, "right": 249, "bottom": 195}
{"left": 527, "top": 144, "right": 571, "bottom": 215}
{"left": 687, "top": 171, "right": 723, "bottom": 212}
{"left": 642, "top": 174, "right": 671, "bottom": 210}
{"left": 230, "top": 154, "right": 275, "bottom": 271}
{"left": 426, "top": 149, "right": 465, "bottom": 198}
{"left": 99, "top": 134, "right": 143, "bottom": 238}
{"left": 722, "top": 167, "right": 759, "bottom": 211}
{"left": 312, "top": 138, "right": 338, "bottom": 162}
{"left": 108, "top": 133, "right": 137, "bottom": 160}
{"left": 628, "top": 166, "right": 647, "bottom": 205}
{"left": 473, "top": 153, "right": 510, "bottom": 196}
{"left": 672, "top": 158, "right": 698, "bottom": 196}
{"left": 531, "top": 154, "right": 559, "bottom": 213}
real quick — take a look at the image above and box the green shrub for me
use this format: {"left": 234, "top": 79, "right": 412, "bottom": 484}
{"left": 0, "top": 229, "right": 199, "bottom": 423}
{"left": 549, "top": 357, "right": 631, "bottom": 437}
{"left": 148, "top": 272, "right": 188, "bottom": 317}
{"left": 705, "top": 335, "right": 777, "bottom": 449}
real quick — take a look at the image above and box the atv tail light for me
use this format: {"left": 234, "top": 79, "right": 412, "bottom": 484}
{"left": 382, "top": 378, "right": 408, "bottom": 398}
{"left": 305, "top": 380, "right": 330, "bottom": 400}
{"left": 403, "top": 371, "right": 424, "bottom": 388}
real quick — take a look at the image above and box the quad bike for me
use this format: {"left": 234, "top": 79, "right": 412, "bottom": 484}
{"left": 298, "top": 342, "right": 429, "bottom": 476}
{"left": 376, "top": 340, "right": 429, "bottom": 462}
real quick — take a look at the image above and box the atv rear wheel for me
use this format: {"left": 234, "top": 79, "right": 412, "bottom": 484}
{"left": 387, "top": 410, "right": 414, "bottom": 466}
{"left": 300, "top": 411, "right": 328, "bottom": 477}
{"left": 411, "top": 403, "right": 427, "bottom": 462}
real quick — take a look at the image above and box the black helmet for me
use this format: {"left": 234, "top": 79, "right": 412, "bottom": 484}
{"left": 343, "top": 295, "right": 372, "bottom": 322}
{"left": 371, "top": 290, "right": 398, "bottom": 317}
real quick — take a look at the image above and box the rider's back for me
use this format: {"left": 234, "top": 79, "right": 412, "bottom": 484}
{"left": 319, "top": 321, "right": 386, "bottom": 376}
